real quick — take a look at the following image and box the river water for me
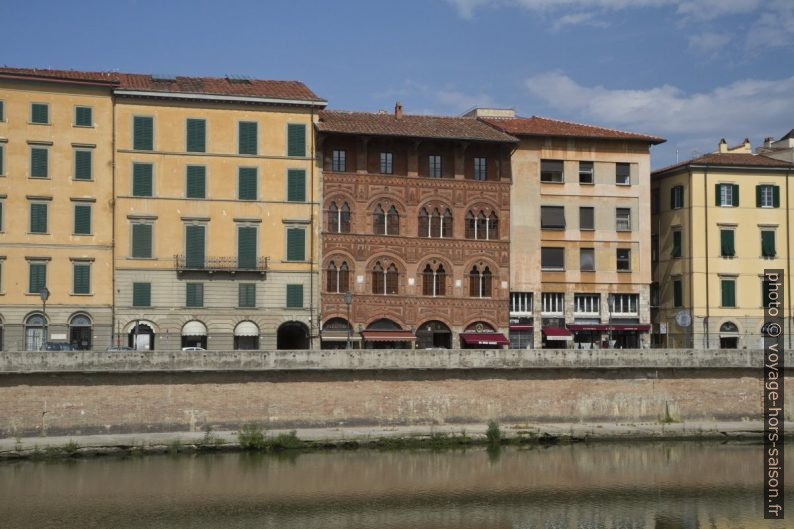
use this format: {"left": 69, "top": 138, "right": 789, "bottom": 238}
{"left": 0, "top": 442, "right": 790, "bottom": 528}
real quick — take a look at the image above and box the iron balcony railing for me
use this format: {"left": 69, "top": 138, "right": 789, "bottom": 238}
{"left": 174, "top": 255, "right": 269, "bottom": 274}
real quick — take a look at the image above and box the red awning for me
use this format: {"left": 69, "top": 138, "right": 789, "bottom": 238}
{"left": 542, "top": 327, "right": 573, "bottom": 340}
{"left": 360, "top": 330, "right": 416, "bottom": 342}
{"left": 460, "top": 332, "right": 510, "bottom": 346}
{"left": 568, "top": 324, "right": 651, "bottom": 332}
{"left": 509, "top": 324, "right": 533, "bottom": 331}
{"left": 611, "top": 324, "right": 651, "bottom": 331}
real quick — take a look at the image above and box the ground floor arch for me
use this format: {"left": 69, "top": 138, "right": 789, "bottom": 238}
{"left": 69, "top": 313, "right": 92, "bottom": 350}
{"left": 25, "top": 313, "right": 47, "bottom": 351}
{"left": 181, "top": 320, "right": 207, "bottom": 349}
{"left": 234, "top": 321, "right": 260, "bottom": 350}
{"left": 277, "top": 321, "right": 310, "bottom": 350}
{"left": 128, "top": 321, "right": 155, "bottom": 351}
{"left": 416, "top": 320, "right": 452, "bottom": 349}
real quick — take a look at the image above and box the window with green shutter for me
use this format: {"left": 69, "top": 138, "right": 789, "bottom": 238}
{"left": 0, "top": 145, "right": 4, "bottom": 175}
{"left": 720, "top": 279, "right": 736, "bottom": 308}
{"left": 762, "top": 230, "right": 776, "bottom": 257}
{"left": 133, "top": 116, "right": 154, "bottom": 150}
{"left": 238, "top": 167, "right": 257, "bottom": 200}
{"left": 186, "top": 119, "right": 206, "bottom": 152}
{"left": 73, "top": 263, "right": 91, "bottom": 294}
{"left": 30, "top": 203, "right": 48, "bottom": 233}
{"left": 31, "top": 103, "right": 49, "bottom": 124}
{"left": 673, "top": 279, "right": 683, "bottom": 308}
{"left": 185, "top": 225, "right": 205, "bottom": 268}
{"left": 286, "top": 228, "right": 305, "bottom": 261}
{"left": 716, "top": 183, "right": 739, "bottom": 207}
{"left": 238, "top": 283, "right": 256, "bottom": 308}
{"left": 0, "top": 201, "right": 3, "bottom": 231}
{"left": 238, "top": 121, "right": 258, "bottom": 155}
{"left": 287, "top": 169, "right": 306, "bottom": 202}
{"left": 186, "top": 283, "right": 204, "bottom": 308}
{"left": 286, "top": 284, "right": 304, "bottom": 308}
{"left": 132, "top": 282, "right": 151, "bottom": 307}
{"left": 756, "top": 185, "right": 780, "bottom": 208}
{"left": 74, "top": 150, "right": 92, "bottom": 180}
{"left": 74, "top": 204, "right": 91, "bottom": 235}
{"left": 30, "top": 147, "right": 48, "bottom": 178}
{"left": 719, "top": 229, "right": 735, "bottom": 257}
{"left": 237, "top": 226, "right": 257, "bottom": 269}
{"left": 672, "top": 230, "right": 682, "bottom": 258}
{"left": 28, "top": 262, "right": 46, "bottom": 294}
{"left": 131, "top": 223, "right": 153, "bottom": 258}
{"left": 185, "top": 166, "right": 206, "bottom": 198}
{"left": 287, "top": 124, "right": 306, "bottom": 157}
{"left": 132, "top": 163, "right": 153, "bottom": 196}
{"left": 0, "top": 101, "right": 4, "bottom": 121}
{"left": 75, "top": 106, "right": 92, "bottom": 127}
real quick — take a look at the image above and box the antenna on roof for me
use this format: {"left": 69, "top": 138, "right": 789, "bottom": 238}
{"left": 151, "top": 73, "right": 176, "bottom": 82}
{"left": 226, "top": 74, "right": 252, "bottom": 83}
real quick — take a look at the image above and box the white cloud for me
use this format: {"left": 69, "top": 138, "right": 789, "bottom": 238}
{"left": 688, "top": 32, "right": 731, "bottom": 55}
{"left": 746, "top": 0, "right": 794, "bottom": 50}
{"left": 551, "top": 12, "right": 608, "bottom": 31}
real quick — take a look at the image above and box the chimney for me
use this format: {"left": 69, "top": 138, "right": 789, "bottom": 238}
{"left": 718, "top": 138, "right": 727, "bottom": 153}
{"left": 395, "top": 101, "right": 403, "bottom": 119}
{"left": 743, "top": 138, "right": 751, "bottom": 150}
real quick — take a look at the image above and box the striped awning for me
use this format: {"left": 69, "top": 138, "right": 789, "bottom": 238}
{"left": 182, "top": 321, "right": 207, "bottom": 336}
{"left": 234, "top": 321, "right": 259, "bottom": 337}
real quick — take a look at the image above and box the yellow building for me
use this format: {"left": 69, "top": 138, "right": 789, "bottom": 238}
{"left": 651, "top": 139, "right": 794, "bottom": 348}
{"left": 0, "top": 68, "right": 116, "bottom": 350}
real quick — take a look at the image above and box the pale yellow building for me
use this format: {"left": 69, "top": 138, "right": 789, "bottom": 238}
{"left": 0, "top": 68, "right": 116, "bottom": 350}
{"left": 651, "top": 139, "right": 794, "bottom": 348}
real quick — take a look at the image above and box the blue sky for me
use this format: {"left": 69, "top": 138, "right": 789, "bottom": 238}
{"left": 6, "top": 0, "right": 793, "bottom": 167}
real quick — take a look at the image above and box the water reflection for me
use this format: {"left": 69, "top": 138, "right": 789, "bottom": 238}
{"left": 0, "top": 442, "right": 790, "bottom": 529}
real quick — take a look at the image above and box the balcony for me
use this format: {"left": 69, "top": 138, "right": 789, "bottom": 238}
{"left": 174, "top": 255, "right": 268, "bottom": 276}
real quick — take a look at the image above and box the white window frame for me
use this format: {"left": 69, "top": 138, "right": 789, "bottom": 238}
{"left": 574, "top": 294, "right": 600, "bottom": 316}
{"left": 510, "top": 292, "right": 533, "bottom": 316}
{"left": 541, "top": 292, "right": 564, "bottom": 316}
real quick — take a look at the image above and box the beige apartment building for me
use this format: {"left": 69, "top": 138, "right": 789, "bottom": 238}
{"left": 476, "top": 110, "right": 664, "bottom": 348}
{"left": 0, "top": 68, "right": 116, "bottom": 350}
{"left": 651, "top": 139, "right": 794, "bottom": 349}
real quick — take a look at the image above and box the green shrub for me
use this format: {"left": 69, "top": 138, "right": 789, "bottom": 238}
{"left": 486, "top": 420, "right": 502, "bottom": 446}
{"left": 238, "top": 423, "right": 266, "bottom": 450}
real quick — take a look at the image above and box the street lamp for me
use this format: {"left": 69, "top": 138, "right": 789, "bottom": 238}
{"left": 39, "top": 287, "right": 50, "bottom": 349}
{"left": 343, "top": 291, "right": 353, "bottom": 350}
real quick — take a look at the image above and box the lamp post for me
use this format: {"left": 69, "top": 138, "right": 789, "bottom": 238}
{"left": 343, "top": 291, "right": 353, "bottom": 350}
{"left": 39, "top": 287, "right": 50, "bottom": 349}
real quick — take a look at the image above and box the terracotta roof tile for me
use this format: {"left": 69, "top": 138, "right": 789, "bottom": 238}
{"left": 481, "top": 115, "right": 665, "bottom": 144}
{"left": 653, "top": 152, "right": 794, "bottom": 175}
{"left": 317, "top": 110, "right": 518, "bottom": 143}
{"left": 0, "top": 66, "right": 118, "bottom": 84}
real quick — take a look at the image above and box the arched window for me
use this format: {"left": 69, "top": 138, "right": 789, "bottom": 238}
{"left": 418, "top": 208, "right": 429, "bottom": 237}
{"left": 469, "top": 265, "right": 492, "bottom": 297}
{"left": 489, "top": 212, "right": 499, "bottom": 239}
{"left": 25, "top": 313, "right": 47, "bottom": 351}
{"left": 466, "top": 209, "right": 498, "bottom": 240}
{"left": 69, "top": 313, "right": 92, "bottom": 350}
{"left": 481, "top": 266, "right": 492, "bottom": 297}
{"left": 422, "top": 264, "right": 434, "bottom": 296}
{"left": 387, "top": 206, "right": 400, "bottom": 235}
{"left": 328, "top": 202, "right": 352, "bottom": 234}
{"left": 373, "top": 206, "right": 386, "bottom": 234}
{"left": 477, "top": 212, "right": 487, "bottom": 239}
{"left": 372, "top": 261, "right": 384, "bottom": 294}
{"left": 442, "top": 209, "right": 453, "bottom": 238}
{"left": 422, "top": 263, "right": 446, "bottom": 296}
{"left": 339, "top": 262, "right": 349, "bottom": 292}
{"left": 469, "top": 266, "right": 480, "bottom": 297}
{"left": 436, "top": 264, "right": 446, "bottom": 296}
{"left": 386, "top": 263, "right": 398, "bottom": 294}
{"left": 465, "top": 211, "right": 476, "bottom": 239}
{"left": 340, "top": 203, "right": 351, "bottom": 233}
{"left": 327, "top": 261, "right": 338, "bottom": 293}
{"left": 430, "top": 208, "right": 441, "bottom": 238}
{"left": 328, "top": 202, "right": 339, "bottom": 233}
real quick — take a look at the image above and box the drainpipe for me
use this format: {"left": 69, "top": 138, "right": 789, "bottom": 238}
{"left": 787, "top": 169, "right": 791, "bottom": 349}
{"left": 703, "top": 165, "right": 710, "bottom": 349}
{"left": 111, "top": 89, "right": 117, "bottom": 348}
{"left": 309, "top": 106, "right": 316, "bottom": 349}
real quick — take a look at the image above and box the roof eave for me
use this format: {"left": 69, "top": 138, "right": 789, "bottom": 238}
{"left": 114, "top": 89, "right": 327, "bottom": 107}
{"left": 504, "top": 131, "right": 665, "bottom": 145}
{"left": 0, "top": 72, "right": 118, "bottom": 87}
{"left": 315, "top": 128, "right": 517, "bottom": 144}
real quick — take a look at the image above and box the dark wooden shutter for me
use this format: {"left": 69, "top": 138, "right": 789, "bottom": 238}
{"left": 75, "top": 106, "right": 92, "bottom": 126}
{"left": 132, "top": 163, "right": 153, "bottom": 196}
{"left": 0, "top": 145, "right": 4, "bottom": 176}
{"left": 186, "top": 283, "right": 204, "bottom": 308}
{"left": 31, "top": 103, "right": 49, "bottom": 124}
{"left": 756, "top": 185, "right": 763, "bottom": 207}
{"left": 287, "top": 124, "right": 306, "bottom": 157}
{"left": 29, "top": 263, "right": 46, "bottom": 293}
{"left": 238, "top": 284, "right": 256, "bottom": 308}
{"left": 186, "top": 166, "right": 206, "bottom": 198}
{"left": 238, "top": 168, "right": 257, "bottom": 200}
{"left": 74, "top": 205, "right": 91, "bottom": 235}
{"left": 732, "top": 184, "right": 739, "bottom": 207}
{"left": 673, "top": 280, "right": 682, "bottom": 307}
{"left": 31, "top": 148, "right": 48, "bottom": 178}
{"left": 238, "top": 122, "right": 257, "bottom": 155}
{"left": 132, "top": 282, "right": 151, "bottom": 307}
{"left": 286, "top": 228, "right": 305, "bottom": 261}
{"left": 237, "top": 226, "right": 257, "bottom": 269}
{"left": 75, "top": 150, "right": 92, "bottom": 180}
{"left": 131, "top": 224, "right": 152, "bottom": 258}
{"left": 720, "top": 230, "right": 734, "bottom": 257}
{"left": 762, "top": 231, "right": 776, "bottom": 257}
{"left": 186, "top": 119, "right": 206, "bottom": 152}
{"left": 286, "top": 284, "right": 303, "bottom": 308}
{"left": 287, "top": 169, "right": 306, "bottom": 202}
{"left": 721, "top": 280, "right": 735, "bottom": 307}
{"left": 185, "top": 225, "right": 205, "bottom": 268}
{"left": 773, "top": 186, "right": 780, "bottom": 208}
{"left": 579, "top": 207, "right": 594, "bottom": 229}
{"left": 715, "top": 184, "right": 721, "bottom": 206}
{"left": 73, "top": 264, "right": 90, "bottom": 294}
{"left": 30, "top": 203, "right": 48, "bottom": 233}
{"left": 672, "top": 231, "right": 681, "bottom": 258}
{"left": 133, "top": 116, "right": 154, "bottom": 150}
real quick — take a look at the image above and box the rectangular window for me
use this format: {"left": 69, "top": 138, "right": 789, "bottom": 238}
{"left": 28, "top": 262, "right": 47, "bottom": 294}
{"left": 540, "top": 206, "right": 566, "bottom": 229}
{"left": 0, "top": 144, "right": 4, "bottom": 176}
{"left": 30, "top": 203, "right": 48, "bottom": 233}
{"left": 186, "top": 118, "right": 206, "bottom": 153}
{"left": 720, "top": 229, "right": 735, "bottom": 257}
{"left": 0, "top": 100, "right": 4, "bottom": 121}
{"left": 756, "top": 185, "right": 780, "bottom": 208}
{"left": 184, "top": 225, "right": 206, "bottom": 268}
{"left": 238, "top": 167, "right": 257, "bottom": 200}
{"left": 615, "top": 163, "right": 631, "bottom": 185}
{"left": 30, "top": 147, "right": 48, "bottom": 178}
{"left": 286, "top": 284, "right": 304, "bottom": 308}
{"left": 0, "top": 201, "right": 3, "bottom": 231}
{"left": 237, "top": 226, "right": 257, "bottom": 269}
{"left": 429, "top": 155, "right": 442, "bottom": 178}
{"left": 610, "top": 294, "right": 638, "bottom": 315}
{"left": 673, "top": 279, "right": 683, "bottom": 308}
{"left": 132, "top": 163, "right": 153, "bottom": 196}
{"left": 720, "top": 278, "right": 736, "bottom": 308}
{"left": 580, "top": 248, "right": 595, "bottom": 271}
{"left": 332, "top": 150, "right": 346, "bottom": 171}
{"left": 615, "top": 208, "right": 631, "bottom": 231}
{"left": 510, "top": 292, "right": 533, "bottom": 315}
{"left": 133, "top": 116, "right": 154, "bottom": 150}
{"left": 185, "top": 165, "right": 206, "bottom": 199}
{"left": 541, "top": 247, "right": 564, "bottom": 270}
{"left": 579, "top": 206, "right": 594, "bottom": 230}
{"left": 616, "top": 248, "right": 631, "bottom": 271}
{"left": 380, "top": 152, "right": 393, "bottom": 174}
{"left": 131, "top": 223, "right": 153, "bottom": 258}
{"left": 75, "top": 106, "right": 92, "bottom": 127}
{"left": 238, "top": 121, "right": 258, "bottom": 155}
{"left": 31, "top": 103, "right": 49, "bottom": 124}
{"left": 578, "top": 161, "right": 593, "bottom": 184}
{"left": 286, "top": 227, "right": 306, "bottom": 261}
{"left": 238, "top": 283, "right": 256, "bottom": 308}
{"left": 287, "top": 123, "right": 306, "bottom": 157}
{"left": 186, "top": 283, "right": 204, "bottom": 308}
{"left": 74, "top": 149, "right": 92, "bottom": 180}
{"left": 716, "top": 183, "right": 739, "bottom": 207}
{"left": 541, "top": 292, "right": 564, "bottom": 314}
{"left": 474, "top": 157, "right": 487, "bottom": 180}
{"left": 540, "top": 159, "right": 564, "bottom": 182}
{"left": 287, "top": 169, "right": 306, "bottom": 202}
{"left": 761, "top": 230, "right": 776, "bottom": 258}
{"left": 652, "top": 234, "right": 659, "bottom": 262}
{"left": 672, "top": 229, "right": 682, "bottom": 258}
{"left": 670, "top": 185, "right": 684, "bottom": 209}
{"left": 73, "top": 204, "right": 91, "bottom": 235}
{"left": 132, "top": 282, "right": 151, "bottom": 307}
{"left": 574, "top": 294, "right": 599, "bottom": 315}
{"left": 73, "top": 263, "right": 91, "bottom": 294}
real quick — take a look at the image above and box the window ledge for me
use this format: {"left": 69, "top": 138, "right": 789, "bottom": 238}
{"left": 28, "top": 122, "right": 51, "bottom": 126}
{"left": 541, "top": 268, "right": 565, "bottom": 272}
{"left": 615, "top": 182, "right": 632, "bottom": 186}
{"left": 73, "top": 125, "right": 95, "bottom": 129}
{"left": 70, "top": 293, "right": 94, "bottom": 296}
{"left": 617, "top": 270, "right": 632, "bottom": 273}
{"left": 27, "top": 232, "right": 50, "bottom": 235}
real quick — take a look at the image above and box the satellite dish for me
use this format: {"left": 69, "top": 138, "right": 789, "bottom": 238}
{"left": 675, "top": 310, "right": 692, "bottom": 328}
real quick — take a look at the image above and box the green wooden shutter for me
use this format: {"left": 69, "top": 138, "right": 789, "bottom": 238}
{"left": 673, "top": 280, "right": 682, "bottom": 307}
{"left": 721, "top": 280, "right": 735, "bottom": 307}
{"left": 75, "top": 106, "right": 92, "bottom": 126}
{"left": 237, "top": 226, "right": 257, "bottom": 269}
{"left": 73, "top": 263, "right": 90, "bottom": 294}
{"left": 714, "top": 184, "right": 721, "bottom": 206}
{"left": 286, "top": 228, "right": 305, "bottom": 261}
{"left": 670, "top": 187, "right": 675, "bottom": 209}
{"left": 762, "top": 231, "right": 776, "bottom": 257}
{"left": 186, "top": 119, "right": 206, "bottom": 152}
{"left": 0, "top": 101, "right": 4, "bottom": 121}
{"left": 773, "top": 186, "right": 780, "bottom": 208}
{"left": 238, "top": 168, "right": 257, "bottom": 200}
{"left": 31, "top": 147, "right": 48, "bottom": 178}
{"left": 287, "top": 169, "right": 306, "bottom": 202}
{"left": 185, "top": 225, "right": 205, "bottom": 268}
{"left": 74, "top": 205, "right": 91, "bottom": 235}
{"left": 186, "top": 166, "right": 206, "bottom": 198}
{"left": 29, "top": 263, "right": 46, "bottom": 293}
{"left": 131, "top": 224, "right": 152, "bottom": 258}
{"left": 287, "top": 124, "right": 306, "bottom": 157}
{"left": 75, "top": 150, "right": 92, "bottom": 180}
{"left": 30, "top": 203, "right": 48, "bottom": 233}
{"left": 239, "top": 284, "right": 256, "bottom": 308}
{"left": 732, "top": 184, "right": 739, "bottom": 207}
{"left": 756, "top": 185, "right": 763, "bottom": 207}
{"left": 132, "top": 282, "right": 151, "bottom": 307}
{"left": 672, "top": 231, "right": 681, "bottom": 258}
{"left": 0, "top": 145, "right": 4, "bottom": 176}
{"left": 132, "top": 163, "right": 153, "bottom": 196}
{"left": 238, "top": 122, "right": 257, "bottom": 155}
{"left": 186, "top": 283, "right": 204, "bottom": 308}
{"left": 720, "top": 230, "right": 734, "bottom": 257}
{"left": 286, "top": 284, "right": 304, "bottom": 308}
{"left": 31, "top": 103, "right": 49, "bottom": 124}
{"left": 133, "top": 116, "right": 154, "bottom": 150}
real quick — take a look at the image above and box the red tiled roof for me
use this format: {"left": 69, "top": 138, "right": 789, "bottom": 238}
{"left": 481, "top": 115, "right": 665, "bottom": 144}
{"left": 317, "top": 110, "right": 518, "bottom": 143}
{"left": 653, "top": 152, "right": 794, "bottom": 176}
{"left": 0, "top": 66, "right": 118, "bottom": 85}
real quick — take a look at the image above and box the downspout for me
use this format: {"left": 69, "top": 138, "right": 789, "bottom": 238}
{"left": 111, "top": 89, "right": 117, "bottom": 347}
{"left": 703, "top": 165, "right": 710, "bottom": 349}
{"left": 688, "top": 168, "right": 695, "bottom": 348}
{"left": 787, "top": 169, "right": 791, "bottom": 349}
{"left": 309, "top": 106, "right": 316, "bottom": 349}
